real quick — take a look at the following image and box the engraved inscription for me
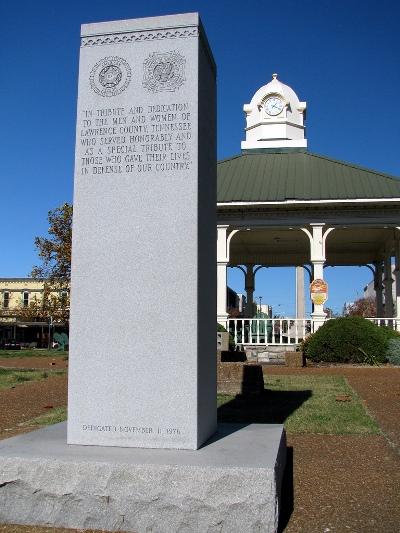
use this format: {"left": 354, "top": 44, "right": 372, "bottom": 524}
{"left": 79, "top": 103, "right": 193, "bottom": 175}
{"left": 143, "top": 51, "right": 185, "bottom": 93}
{"left": 82, "top": 424, "right": 182, "bottom": 437}
{"left": 90, "top": 56, "right": 132, "bottom": 97}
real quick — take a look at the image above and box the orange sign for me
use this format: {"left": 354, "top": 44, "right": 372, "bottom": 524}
{"left": 310, "top": 279, "right": 328, "bottom": 305}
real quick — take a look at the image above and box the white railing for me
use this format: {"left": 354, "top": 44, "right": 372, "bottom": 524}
{"left": 366, "top": 317, "right": 400, "bottom": 331}
{"left": 227, "top": 316, "right": 400, "bottom": 346}
{"left": 228, "top": 318, "right": 311, "bottom": 346}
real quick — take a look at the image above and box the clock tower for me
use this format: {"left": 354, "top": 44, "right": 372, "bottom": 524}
{"left": 241, "top": 74, "right": 307, "bottom": 151}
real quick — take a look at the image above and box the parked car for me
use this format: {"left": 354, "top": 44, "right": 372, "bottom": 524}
{"left": 0, "top": 340, "right": 21, "bottom": 350}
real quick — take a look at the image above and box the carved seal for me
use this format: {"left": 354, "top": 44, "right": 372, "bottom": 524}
{"left": 90, "top": 56, "right": 132, "bottom": 97}
{"left": 143, "top": 51, "right": 185, "bottom": 92}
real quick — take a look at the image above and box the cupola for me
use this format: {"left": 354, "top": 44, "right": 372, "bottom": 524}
{"left": 241, "top": 74, "right": 307, "bottom": 151}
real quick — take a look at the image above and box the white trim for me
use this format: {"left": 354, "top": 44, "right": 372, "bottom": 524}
{"left": 322, "top": 227, "right": 335, "bottom": 255}
{"left": 218, "top": 198, "right": 400, "bottom": 207}
{"left": 244, "top": 120, "right": 304, "bottom": 132}
{"left": 241, "top": 139, "right": 307, "bottom": 149}
{"left": 226, "top": 229, "right": 240, "bottom": 260}
{"left": 300, "top": 227, "right": 312, "bottom": 243}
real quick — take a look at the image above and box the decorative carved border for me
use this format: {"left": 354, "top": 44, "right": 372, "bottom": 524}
{"left": 81, "top": 27, "right": 199, "bottom": 47}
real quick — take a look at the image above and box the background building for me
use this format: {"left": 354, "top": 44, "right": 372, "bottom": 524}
{"left": 0, "top": 278, "right": 68, "bottom": 348}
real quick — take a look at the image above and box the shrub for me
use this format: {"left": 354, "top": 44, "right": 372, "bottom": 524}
{"left": 386, "top": 337, "right": 400, "bottom": 366}
{"left": 299, "top": 333, "right": 313, "bottom": 354}
{"left": 304, "top": 317, "right": 388, "bottom": 364}
{"left": 379, "top": 325, "right": 400, "bottom": 341}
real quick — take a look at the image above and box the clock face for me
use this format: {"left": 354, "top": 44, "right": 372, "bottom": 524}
{"left": 265, "top": 96, "right": 284, "bottom": 116}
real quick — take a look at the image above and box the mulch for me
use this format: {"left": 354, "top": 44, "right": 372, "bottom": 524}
{"left": 0, "top": 357, "right": 68, "bottom": 370}
{"left": 0, "top": 374, "right": 67, "bottom": 440}
{"left": 0, "top": 361, "right": 399, "bottom": 533}
{"left": 281, "top": 434, "right": 400, "bottom": 533}
{"left": 266, "top": 365, "right": 400, "bottom": 532}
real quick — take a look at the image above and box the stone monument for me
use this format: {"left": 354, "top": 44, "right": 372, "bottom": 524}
{"left": 0, "top": 14, "right": 286, "bottom": 533}
{"left": 67, "top": 12, "right": 217, "bottom": 450}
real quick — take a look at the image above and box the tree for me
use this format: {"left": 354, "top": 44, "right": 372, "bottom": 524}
{"left": 18, "top": 203, "right": 72, "bottom": 325}
{"left": 324, "top": 307, "right": 340, "bottom": 319}
{"left": 31, "top": 203, "right": 72, "bottom": 288}
{"left": 16, "top": 290, "right": 70, "bottom": 325}
{"left": 346, "top": 296, "right": 376, "bottom": 318}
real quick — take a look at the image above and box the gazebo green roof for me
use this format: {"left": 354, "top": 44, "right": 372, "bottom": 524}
{"left": 217, "top": 151, "right": 400, "bottom": 203}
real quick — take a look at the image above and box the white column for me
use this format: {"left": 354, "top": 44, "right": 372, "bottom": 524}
{"left": 374, "top": 261, "right": 384, "bottom": 318}
{"left": 295, "top": 266, "right": 305, "bottom": 319}
{"left": 217, "top": 225, "right": 229, "bottom": 328}
{"left": 244, "top": 264, "right": 255, "bottom": 317}
{"left": 303, "top": 264, "right": 314, "bottom": 314}
{"left": 395, "top": 240, "right": 400, "bottom": 322}
{"left": 383, "top": 254, "right": 394, "bottom": 318}
{"left": 301, "top": 223, "right": 334, "bottom": 332}
{"left": 310, "top": 224, "right": 325, "bottom": 331}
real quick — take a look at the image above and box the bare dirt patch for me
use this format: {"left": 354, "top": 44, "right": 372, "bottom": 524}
{"left": 0, "top": 357, "right": 68, "bottom": 370}
{"left": 281, "top": 434, "right": 400, "bottom": 533}
{"left": 0, "top": 374, "right": 67, "bottom": 439}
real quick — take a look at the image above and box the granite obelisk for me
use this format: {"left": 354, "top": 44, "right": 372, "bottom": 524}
{"left": 68, "top": 13, "right": 216, "bottom": 450}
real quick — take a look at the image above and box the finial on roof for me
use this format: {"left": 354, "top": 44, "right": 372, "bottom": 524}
{"left": 272, "top": 73, "right": 278, "bottom": 79}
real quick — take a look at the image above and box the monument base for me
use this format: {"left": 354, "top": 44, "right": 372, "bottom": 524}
{"left": 0, "top": 422, "right": 286, "bottom": 533}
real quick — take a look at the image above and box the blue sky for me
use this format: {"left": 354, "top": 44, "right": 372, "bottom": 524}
{"left": 2, "top": 0, "right": 399, "bottom": 315}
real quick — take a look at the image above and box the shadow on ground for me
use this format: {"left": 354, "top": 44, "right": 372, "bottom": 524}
{"left": 217, "top": 388, "right": 312, "bottom": 424}
{"left": 278, "top": 446, "right": 294, "bottom": 533}
{"left": 217, "top": 388, "right": 299, "bottom": 530}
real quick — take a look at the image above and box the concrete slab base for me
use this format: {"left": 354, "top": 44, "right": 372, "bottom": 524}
{"left": 0, "top": 422, "right": 286, "bottom": 533}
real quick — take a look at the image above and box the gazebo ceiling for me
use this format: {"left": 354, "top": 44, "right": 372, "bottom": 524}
{"left": 229, "top": 228, "right": 309, "bottom": 266}
{"left": 325, "top": 228, "right": 394, "bottom": 265}
{"left": 229, "top": 227, "right": 397, "bottom": 267}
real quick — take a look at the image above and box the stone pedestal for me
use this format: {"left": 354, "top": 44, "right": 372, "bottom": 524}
{"left": 285, "top": 351, "right": 305, "bottom": 368}
{"left": 0, "top": 423, "right": 286, "bottom": 533}
{"left": 217, "top": 331, "right": 230, "bottom": 351}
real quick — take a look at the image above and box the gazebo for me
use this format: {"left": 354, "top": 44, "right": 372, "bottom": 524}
{"left": 217, "top": 75, "right": 400, "bottom": 347}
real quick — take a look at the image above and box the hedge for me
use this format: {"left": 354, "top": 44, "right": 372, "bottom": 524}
{"left": 303, "top": 317, "right": 388, "bottom": 364}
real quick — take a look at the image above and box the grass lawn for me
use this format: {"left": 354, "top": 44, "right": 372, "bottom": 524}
{"left": 23, "top": 406, "right": 67, "bottom": 427}
{"left": 218, "top": 375, "right": 380, "bottom": 435}
{"left": 0, "top": 368, "right": 66, "bottom": 390}
{"left": 17, "top": 375, "right": 379, "bottom": 437}
{"left": 0, "top": 349, "right": 68, "bottom": 359}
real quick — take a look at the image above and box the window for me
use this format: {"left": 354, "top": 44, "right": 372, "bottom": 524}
{"left": 3, "top": 292, "right": 9, "bottom": 309}
{"left": 23, "top": 291, "right": 29, "bottom": 308}
{"left": 60, "top": 290, "right": 68, "bottom": 304}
